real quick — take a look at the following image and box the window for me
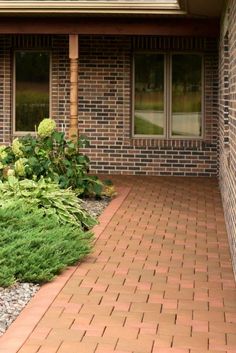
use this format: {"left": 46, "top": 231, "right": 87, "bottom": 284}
{"left": 133, "top": 53, "right": 203, "bottom": 138}
{"left": 14, "top": 51, "right": 50, "bottom": 133}
{"left": 134, "top": 54, "right": 165, "bottom": 136}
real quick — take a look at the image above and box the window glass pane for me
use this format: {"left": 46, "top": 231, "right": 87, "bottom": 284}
{"left": 171, "top": 54, "right": 202, "bottom": 137}
{"left": 134, "top": 54, "right": 165, "bottom": 136}
{"left": 15, "top": 51, "right": 50, "bottom": 132}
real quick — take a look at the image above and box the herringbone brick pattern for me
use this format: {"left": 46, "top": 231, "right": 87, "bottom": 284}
{"left": 18, "top": 177, "right": 236, "bottom": 353}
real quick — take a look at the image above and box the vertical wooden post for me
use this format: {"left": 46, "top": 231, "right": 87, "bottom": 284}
{"left": 69, "top": 34, "right": 79, "bottom": 140}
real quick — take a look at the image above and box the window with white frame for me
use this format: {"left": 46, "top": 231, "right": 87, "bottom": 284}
{"left": 14, "top": 51, "right": 50, "bottom": 133}
{"left": 133, "top": 53, "right": 203, "bottom": 138}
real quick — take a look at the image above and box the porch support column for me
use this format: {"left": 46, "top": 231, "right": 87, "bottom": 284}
{"left": 69, "top": 34, "right": 79, "bottom": 140}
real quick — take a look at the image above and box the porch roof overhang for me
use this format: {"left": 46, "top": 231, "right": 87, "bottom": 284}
{"left": 0, "top": 0, "right": 225, "bottom": 17}
{"left": 0, "top": 1, "right": 185, "bottom": 16}
{"left": 0, "top": 0, "right": 225, "bottom": 36}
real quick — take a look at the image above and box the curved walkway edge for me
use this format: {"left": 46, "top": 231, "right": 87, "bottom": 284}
{"left": 0, "top": 186, "right": 131, "bottom": 353}
{"left": 1, "top": 176, "right": 236, "bottom": 353}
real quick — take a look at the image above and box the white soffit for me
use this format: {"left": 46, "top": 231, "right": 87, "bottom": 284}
{"left": 0, "top": 0, "right": 186, "bottom": 15}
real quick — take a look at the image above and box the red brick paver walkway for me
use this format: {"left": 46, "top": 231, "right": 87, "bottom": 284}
{"left": 5, "top": 177, "right": 236, "bottom": 352}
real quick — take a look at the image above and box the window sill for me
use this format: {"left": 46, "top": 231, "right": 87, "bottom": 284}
{"left": 13, "top": 132, "right": 37, "bottom": 137}
{"left": 126, "top": 137, "right": 213, "bottom": 149}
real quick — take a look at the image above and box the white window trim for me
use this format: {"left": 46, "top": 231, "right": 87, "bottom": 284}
{"left": 13, "top": 50, "right": 52, "bottom": 135}
{"left": 132, "top": 52, "right": 205, "bottom": 140}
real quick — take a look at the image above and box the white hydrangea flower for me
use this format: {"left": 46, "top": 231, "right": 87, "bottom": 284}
{"left": 38, "top": 119, "right": 56, "bottom": 138}
{"left": 12, "top": 138, "right": 24, "bottom": 157}
{"left": 0, "top": 145, "right": 6, "bottom": 152}
{"left": 7, "top": 169, "right": 15, "bottom": 177}
{"left": 0, "top": 145, "right": 7, "bottom": 160}
{"left": 14, "top": 158, "right": 27, "bottom": 177}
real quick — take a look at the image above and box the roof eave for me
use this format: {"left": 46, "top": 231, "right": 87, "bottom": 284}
{"left": 0, "top": 10, "right": 187, "bottom": 15}
{"left": 0, "top": 1, "right": 186, "bottom": 15}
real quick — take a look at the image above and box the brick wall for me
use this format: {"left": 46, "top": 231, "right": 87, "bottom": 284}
{"left": 79, "top": 35, "right": 219, "bottom": 176}
{"left": 219, "top": 0, "right": 236, "bottom": 276}
{"left": 51, "top": 36, "right": 70, "bottom": 132}
{"left": 0, "top": 36, "right": 12, "bottom": 144}
{"left": 0, "top": 34, "right": 218, "bottom": 176}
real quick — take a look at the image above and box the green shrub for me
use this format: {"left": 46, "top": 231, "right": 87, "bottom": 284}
{"left": 0, "top": 200, "right": 93, "bottom": 286}
{"left": 0, "top": 176, "right": 97, "bottom": 230}
{"left": 0, "top": 119, "right": 105, "bottom": 197}
{"left": 0, "top": 266, "right": 15, "bottom": 287}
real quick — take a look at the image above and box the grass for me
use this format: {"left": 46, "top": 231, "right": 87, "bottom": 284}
{"left": 0, "top": 200, "right": 94, "bottom": 287}
{"left": 134, "top": 116, "right": 163, "bottom": 135}
{"left": 135, "top": 92, "right": 164, "bottom": 111}
{"left": 135, "top": 92, "right": 201, "bottom": 113}
{"left": 172, "top": 93, "right": 201, "bottom": 113}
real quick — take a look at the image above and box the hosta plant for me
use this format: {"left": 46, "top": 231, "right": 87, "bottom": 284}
{"left": 0, "top": 176, "right": 97, "bottom": 230}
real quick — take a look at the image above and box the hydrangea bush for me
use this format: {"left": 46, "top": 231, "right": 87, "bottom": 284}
{"left": 0, "top": 119, "right": 108, "bottom": 197}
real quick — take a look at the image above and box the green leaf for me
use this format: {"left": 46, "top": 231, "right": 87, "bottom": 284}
{"left": 78, "top": 135, "right": 90, "bottom": 148}
{"left": 67, "top": 142, "right": 75, "bottom": 149}
{"left": 66, "top": 168, "right": 74, "bottom": 178}
{"left": 52, "top": 131, "right": 65, "bottom": 144}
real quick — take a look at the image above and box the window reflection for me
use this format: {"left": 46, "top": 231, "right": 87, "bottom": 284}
{"left": 171, "top": 54, "right": 202, "bottom": 137}
{"left": 15, "top": 51, "right": 50, "bottom": 132}
{"left": 134, "top": 54, "right": 165, "bottom": 136}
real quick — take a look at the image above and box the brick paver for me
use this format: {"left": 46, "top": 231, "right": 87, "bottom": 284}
{"left": 8, "top": 177, "right": 236, "bottom": 352}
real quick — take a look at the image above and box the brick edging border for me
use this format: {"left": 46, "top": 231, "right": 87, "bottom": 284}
{"left": 0, "top": 186, "right": 131, "bottom": 353}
